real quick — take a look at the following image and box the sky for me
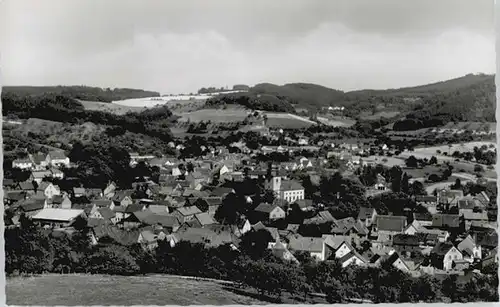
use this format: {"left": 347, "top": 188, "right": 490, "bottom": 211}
{"left": 0, "top": 0, "right": 496, "bottom": 94}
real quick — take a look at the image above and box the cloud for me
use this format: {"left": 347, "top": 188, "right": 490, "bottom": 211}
{"left": 0, "top": 0, "right": 495, "bottom": 93}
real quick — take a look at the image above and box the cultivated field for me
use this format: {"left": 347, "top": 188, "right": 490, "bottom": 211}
{"left": 265, "top": 113, "right": 316, "bottom": 129}
{"left": 80, "top": 100, "right": 146, "bottom": 115}
{"left": 317, "top": 116, "right": 356, "bottom": 127}
{"left": 176, "top": 108, "right": 250, "bottom": 123}
{"left": 413, "top": 141, "right": 496, "bottom": 155}
{"left": 7, "top": 274, "right": 267, "bottom": 305}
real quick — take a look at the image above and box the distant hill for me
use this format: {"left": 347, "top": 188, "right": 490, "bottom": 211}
{"left": 346, "top": 73, "right": 494, "bottom": 97}
{"left": 2, "top": 86, "right": 160, "bottom": 103}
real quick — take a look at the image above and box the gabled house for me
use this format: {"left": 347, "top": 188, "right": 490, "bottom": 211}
{"left": 172, "top": 206, "right": 202, "bottom": 224}
{"left": 374, "top": 174, "right": 387, "bottom": 190}
{"left": 17, "top": 181, "right": 36, "bottom": 195}
{"left": 12, "top": 157, "right": 34, "bottom": 170}
{"left": 32, "top": 153, "right": 49, "bottom": 170}
{"left": 266, "top": 176, "right": 305, "bottom": 203}
{"left": 90, "top": 207, "right": 116, "bottom": 223}
{"left": 374, "top": 215, "right": 407, "bottom": 236}
{"left": 430, "top": 242, "right": 463, "bottom": 271}
{"left": 392, "top": 234, "right": 420, "bottom": 256}
{"left": 291, "top": 199, "right": 315, "bottom": 212}
{"left": 46, "top": 151, "right": 70, "bottom": 168}
{"left": 194, "top": 212, "right": 217, "bottom": 227}
{"left": 73, "top": 187, "right": 86, "bottom": 198}
{"left": 463, "top": 211, "right": 488, "bottom": 231}
{"left": 457, "top": 234, "right": 482, "bottom": 262}
{"left": 432, "top": 214, "right": 462, "bottom": 232}
{"left": 29, "top": 171, "right": 52, "bottom": 184}
{"left": 268, "top": 241, "right": 299, "bottom": 264}
{"left": 415, "top": 195, "right": 437, "bottom": 207}
{"left": 253, "top": 203, "right": 286, "bottom": 222}
{"left": 358, "top": 207, "right": 378, "bottom": 228}
{"left": 31, "top": 208, "right": 84, "bottom": 228}
{"left": 51, "top": 194, "right": 72, "bottom": 209}
{"left": 413, "top": 212, "right": 433, "bottom": 227}
{"left": 103, "top": 182, "right": 117, "bottom": 199}
{"left": 288, "top": 236, "right": 331, "bottom": 261}
{"left": 339, "top": 251, "right": 368, "bottom": 268}
{"left": 111, "top": 190, "right": 134, "bottom": 207}
{"left": 92, "top": 199, "right": 115, "bottom": 211}
{"left": 36, "top": 182, "right": 61, "bottom": 199}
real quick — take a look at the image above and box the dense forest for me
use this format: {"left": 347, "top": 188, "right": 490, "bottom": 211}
{"left": 2, "top": 86, "right": 160, "bottom": 102}
{"left": 205, "top": 92, "right": 296, "bottom": 113}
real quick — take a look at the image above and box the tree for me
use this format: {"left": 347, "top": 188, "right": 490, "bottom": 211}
{"left": 405, "top": 155, "right": 418, "bottom": 168}
{"left": 474, "top": 164, "right": 484, "bottom": 173}
{"left": 429, "top": 156, "right": 438, "bottom": 165}
{"left": 409, "top": 181, "right": 426, "bottom": 196}
{"left": 239, "top": 229, "right": 274, "bottom": 259}
{"left": 401, "top": 173, "right": 409, "bottom": 194}
{"left": 451, "top": 178, "right": 462, "bottom": 190}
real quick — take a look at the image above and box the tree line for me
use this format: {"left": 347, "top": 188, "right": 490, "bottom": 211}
{"left": 5, "top": 216, "right": 498, "bottom": 303}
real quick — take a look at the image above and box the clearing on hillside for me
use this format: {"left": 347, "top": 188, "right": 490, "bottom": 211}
{"left": 265, "top": 113, "right": 316, "bottom": 129}
{"left": 80, "top": 100, "right": 146, "bottom": 115}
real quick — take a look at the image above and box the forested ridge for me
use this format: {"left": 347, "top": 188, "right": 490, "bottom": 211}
{"left": 2, "top": 85, "right": 160, "bottom": 102}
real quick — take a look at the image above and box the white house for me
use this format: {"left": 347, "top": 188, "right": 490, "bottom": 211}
{"left": 288, "top": 236, "right": 329, "bottom": 261}
{"left": 37, "top": 182, "right": 61, "bottom": 199}
{"left": 266, "top": 176, "right": 305, "bottom": 203}
{"left": 46, "top": 151, "right": 70, "bottom": 168}
{"left": 12, "top": 157, "right": 34, "bottom": 170}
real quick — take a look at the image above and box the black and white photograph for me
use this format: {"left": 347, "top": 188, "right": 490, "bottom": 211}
{"left": 1, "top": 0, "right": 498, "bottom": 305}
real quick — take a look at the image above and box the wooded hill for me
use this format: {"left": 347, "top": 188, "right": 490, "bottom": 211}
{"left": 2, "top": 86, "right": 160, "bottom": 103}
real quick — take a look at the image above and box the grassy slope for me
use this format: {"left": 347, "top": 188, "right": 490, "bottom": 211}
{"left": 6, "top": 274, "right": 267, "bottom": 305}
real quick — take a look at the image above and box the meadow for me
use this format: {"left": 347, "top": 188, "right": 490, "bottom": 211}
{"left": 6, "top": 274, "right": 267, "bottom": 306}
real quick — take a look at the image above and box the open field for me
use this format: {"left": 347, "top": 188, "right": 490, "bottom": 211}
{"left": 360, "top": 111, "right": 400, "bottom": 120}
{"left": 266, "top": 113, "right": 316, "bottom": 129}
{"left": 414, "top": 141, "right": 496, "bottom": 154}
{"left": 176, "top": 108, "right": 250, "bottom": 123}
{"left": 317, "top": 116, "right": 356, "bottom": 127}
{"left": 7, "top": 274, "right": 268, "bottom": 306}
{"left": 80, "top": 100, "right": 146, "bottom": 115}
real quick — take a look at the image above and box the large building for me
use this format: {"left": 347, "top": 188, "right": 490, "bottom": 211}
{"left": 266, "top": 176, "right": 305, "bottom": 203}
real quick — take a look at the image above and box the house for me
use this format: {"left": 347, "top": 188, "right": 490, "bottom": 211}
{"left": 194, "top": 212, "right": 217, "bottom": 227}
{"left": 303, "top": 210, "right": 336, "bottom": 225}
{"left": 90, "top": 207, "right": 116, "bottom": 223}
{"left": 266, "top": 176, "right": 305, "bottom": 203}
{"left": 268, "top": 240, "right": 299, "bottom": 264}
{"left": 235, "top": 219, "right": 252, "bottom": 237}
{"left": 253, "top": 203, "right": 286, "bottom": 221}
{"left": 381, "top": 252, "right": 419, "bottom": 276}
{"left": 124, "top": 210, "right": 180, "bottom": 232}
{"left": 16, "top": 198, "right": 48, "bottom": 214}
{"left": 358, "top": 207, "right": 378, "bottom": 228}
{"left": 92, "top": 199, "right": 115, "bottom": 211}
{"left": 430, "top": 242, "right": 463, "bottom": 271}
{"left": 375, "top": 215, "right": 407, "bottom": 236}
{"left": 392, "top": 234, "right": 420, "bottom": 256}
{"left": 323, "top": 235, "right": 355, "bottom": 259}
{"left": 413, "top": 212, "right": 433, "bottom": 227}
{"left": 432, "top": 214, "right": 461, "bottom": 232}
{"left": 31, "top": 208, "right": 84, "bottom": 228}
{"left": 46, "top": 151, "right": 70, "bottom": 167}
{"left": 14, "top": 156, "right": 36, "bottom": 170}
{"left": 339, "top": 251, "right": 368, "bottom": 268}
{"left": 173, "top": 227, "right": 236, "bottom": 248}
{"left": 50, "top": 168, "right": 65, "bottom": 180}
{"left": 291, "top": 199, "right": 315, "bottom": 212}
{"left": 437, "top": 189, "right": 464, "bottom": 204}
{"left": 111, "top": 190, "right": 134, "bottom": 207}
{"left": 103, "top": 182, "right": 117, "bottom": 199}
{"left": 51, "top": 194, "right": 72, "bottom": 209}
{"left": 415, "top": 195, "right": 437, "bottom": 207}
{"left": 457, "top": 235, "right": 482, "bottom": 262}
{"left": 32, "top": 153, "right": 49, "bottom": 170}
{"left": 138, "top": 229, "right": 160, "bottom": 250}
{"left": 374, "top": 174, "right": 387, "bottom": 190}
{"left": 288, "top": 236, "right": 331, "bottom": 261}
{"left": 37, "top": 182, "right": 61, "bottom": 199}
{"left": 30, "top": 170, "right": 52, "bottom": 184}
{"left": 462, "top": 211, "right": 488, "bottom": 231}
{"left": 73, "top": 187, "right": 86, "bottom": 198}
{"left": 172, "top": 206, "right": 202, "bottom": 224}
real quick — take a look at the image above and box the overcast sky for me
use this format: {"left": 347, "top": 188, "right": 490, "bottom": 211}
{"left": 0, "top": 0, "right": 495, "bottom": 94}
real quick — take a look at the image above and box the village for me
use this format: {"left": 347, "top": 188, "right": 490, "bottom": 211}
{"left": 4, "top": 130, "right": 498, "bottom": 280}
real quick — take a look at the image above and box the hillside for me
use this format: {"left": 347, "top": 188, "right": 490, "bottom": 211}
{"left": 2, "top": 86, "right": 160, "bottom": 102}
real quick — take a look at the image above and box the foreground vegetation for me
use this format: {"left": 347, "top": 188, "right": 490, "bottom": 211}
{"left": 6, "top": 216, "right": 498, "bottom": 304}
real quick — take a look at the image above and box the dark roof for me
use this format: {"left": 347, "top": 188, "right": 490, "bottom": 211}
{"left": 432, "top": 214, "right": 460, "bottom": 228}
{"left": 254, "top": 203, "right": 279, "bottom": 214}
{"left": 280, "top": 180, "right": 304, "bottom": 191}
{"left": 92, "top": 199, "right": 114, "bottom": 208}
{"left": 457, "top": 199, "right": 475, "bottom": 210}
{"left": 112, "top": 190, "right": 134, "bottom": 202}
{"left": 293, "top": 199, "right": 314, "bottom": 210}
{"left": 210, "top": 187, "right": 235, "bottom": 197}
{"left": 413, "top": 212, "right": 433, "bottom": 222}
{"left": 125, "top": 204, "right": 144, "bottom": 213}
{"left": 18, "top": 182, "right": 35, "bottom": 191}
{"left": 98, "top": 207, "right": 115, "bottom": 220}
{"left": 393, "top": 234, "right": 420, "bottom": 246}
{"left": 431, "top": 242, "right": 456, "bottom": 256}
{"left": 18, "top": 199, "right": 45, "bottom": 212}
{"left": 130, "top": 211, "right": 180, "bottom": 228}
{"left": 92, "top": 225, "right": 140, "bottom": 245}
{"left": 174, "top": 227, "right": 235, "bottom": 248}
{"left": 358, "top": 207, "right": 376, "bottom": 220}
{"left": 48, "top": 151, "right": 68, "bottom": 160}
{"left": 415, "top": 195, "right": 437, "bottom": 203}
{"left": 376, "top": 215, "right": 407, "bottom": 232}
{"left": 5, "top": 191, "right": 26, "bottom": 201}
